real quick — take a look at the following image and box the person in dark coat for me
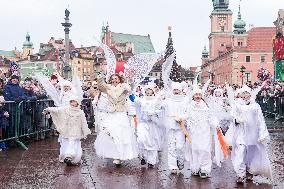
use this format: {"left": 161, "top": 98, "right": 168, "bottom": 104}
{"left": 0, "top": 78, "right": 4, "bottom": 96}
{"left": 3, "top": 75, "right": 25, "bottom": 102}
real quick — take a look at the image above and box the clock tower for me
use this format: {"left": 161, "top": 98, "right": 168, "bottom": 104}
{"left": 209, "top": 0, "right": 233, "bottom": 59}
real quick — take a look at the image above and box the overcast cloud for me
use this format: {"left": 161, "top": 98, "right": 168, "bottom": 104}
{"left": 0, "top": 0, "right": 282, "bottom": 68}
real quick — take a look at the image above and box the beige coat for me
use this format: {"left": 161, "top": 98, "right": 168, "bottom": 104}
{"left": 46, "top": 106, "right": 91, "bottom": 140}
{"left": 98, "top": 77, "right": 131, "bottom": 112}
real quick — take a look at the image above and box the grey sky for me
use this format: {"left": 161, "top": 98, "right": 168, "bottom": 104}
{"left": 0, "top": 0, "right": 282, "bottom": 68}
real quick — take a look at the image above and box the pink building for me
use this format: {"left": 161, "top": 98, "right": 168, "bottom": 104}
{"left": 201, "top": 1, "right": 275, "bottom": 85}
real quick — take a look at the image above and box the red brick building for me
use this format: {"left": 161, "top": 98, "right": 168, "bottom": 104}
{"left": 201, "top": 1, "right": 275, "bottom": 85}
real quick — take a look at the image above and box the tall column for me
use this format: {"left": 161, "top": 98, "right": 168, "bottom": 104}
{"left": 61, "top": 9, "right": 72, "bottom": 79}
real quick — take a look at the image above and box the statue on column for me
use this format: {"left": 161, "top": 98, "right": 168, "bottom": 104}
{"left": 274, "top": 9, "right": 284, "bottom": 36}
{"left": 65, "top": 9, "right": 70, "bottom": 18}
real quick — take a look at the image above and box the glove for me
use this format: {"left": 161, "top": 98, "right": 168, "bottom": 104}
{"left": 129, "top": 94, "right": 135, "bottom": 102}
{"left": 4, "top": 112, "right": 9, "bottom": 117}
{"left": 42, "top": 109, "right": 49, "bottom": 115}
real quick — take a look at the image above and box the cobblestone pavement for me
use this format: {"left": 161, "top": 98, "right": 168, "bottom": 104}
{"left": 0, "top": 127, "right": 283, "bottom": 189}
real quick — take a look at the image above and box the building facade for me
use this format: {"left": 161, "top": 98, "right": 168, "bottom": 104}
{"left": 201, "top": 1, "right": 275, "bottom": 85}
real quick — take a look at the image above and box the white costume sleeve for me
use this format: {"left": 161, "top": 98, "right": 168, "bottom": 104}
{"left": 256, "top": 104, "right": 270, "bottom": 142}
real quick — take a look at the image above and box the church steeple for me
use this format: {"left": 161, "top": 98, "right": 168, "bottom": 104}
{"left": 22, "top": 32, "right": 34, "bottom": 59}
{"left": 233, "top": 3, "right": 246, "bottom": 34}
{"left": 202, "top": 46, "right": 209, "bottom": 59}
{"left": 212, "top": 0, "right": 230, "bottom": 11}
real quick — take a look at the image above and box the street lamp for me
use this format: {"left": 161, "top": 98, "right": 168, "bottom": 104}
{"left": 240, "top": 65, "right": 246, "bottom": 85}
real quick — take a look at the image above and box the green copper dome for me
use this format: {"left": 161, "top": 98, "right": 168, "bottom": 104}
{"left": 234, "top": 5, "right": 246, "bottom": 34}
{"left": 202, "top": 46, "right": 209, "bottom": 58}
{"left": 23, "top": 32, "right": 33, "bottom": 48}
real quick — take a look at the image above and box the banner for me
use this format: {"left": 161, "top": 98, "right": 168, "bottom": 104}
{"left": 274, "top": 60, "right": 284, "bottom": 81}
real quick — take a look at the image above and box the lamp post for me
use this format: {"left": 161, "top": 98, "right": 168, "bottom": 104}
{"left": 240, "top": 65, "right": 246, "bottom": 85}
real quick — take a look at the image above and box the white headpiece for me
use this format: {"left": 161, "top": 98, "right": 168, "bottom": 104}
{"left": 63, "top": 80, "right": 72, "bottom": 87}
{"left": 240, "top": 85, "right": 252, "bottom": 94}
{"left": 192, "top": 87, "right": 203, "bottom": 96}
{"left": 171, "top": 82, "right": 183, "bottom": 92}
{"left": 214, "top": 88, "right": 223, "bottom": 96}
{"left": 68, "top": 95, "right": 81, "bottom": 105}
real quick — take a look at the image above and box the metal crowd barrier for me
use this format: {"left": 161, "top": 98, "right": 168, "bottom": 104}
{"left": 0, "top": 98, "right": 95, "bottom": 150}
{"left": 261, "top": 96, "right": 284, "bottom": 123}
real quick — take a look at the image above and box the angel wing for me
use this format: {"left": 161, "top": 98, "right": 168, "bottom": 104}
{"left": 71, "top": 75, "right": 84, "bottom": 102}
{"left": 124, "top": 53, "right": 161, "bottom": 88}
{"left": 202, "top": 78, "right": 211, "bottom": 95}
{"left": 226, "top": 84, "right": 235, "bottom": 106}
{"left": 162, "top": 52, "right": 175, "bottom": 92}
{"left": 98, "top": 42, "right": 116, "bottom": 80}
{"left": 193, "top": 72, "right": 200, "bottom": 89}
{"left": 34, "top": 73, "right": 61, "bottom": 106}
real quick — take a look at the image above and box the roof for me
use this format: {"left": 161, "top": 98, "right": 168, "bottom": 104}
{"left": 111, "top": 32, "right": 155, "bottom": 54}
{"left": 238, "top": 27, "right": 276, "bottom": 52}
{"left": 0, "top": 50, "right": 16, "bottom": 58}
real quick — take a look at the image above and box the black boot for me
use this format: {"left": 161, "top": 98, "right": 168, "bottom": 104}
{"left": 140, "top": 158, "right": 146, "bottom": 165}
{"left": 64, "top": 157, "right": 73, "bottom": 166}
{"left": 148, "top": 163, "right": 154, "bottom": 168}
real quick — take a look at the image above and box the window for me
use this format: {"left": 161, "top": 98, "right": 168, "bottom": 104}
{"left": 78, "top": 68, "right": 81, "bottom": 71}
{"left": 78, "top": 61, "right": 81, "bottom": 64}
{"left": 245, "top": 72, "right": 252, "bottom": 82}
{"left": 261, "top": 55, "right": 266, "bottom": 63}
{"left": 221, "top": 43, "right": 225, "bottom": 47}
{"left": 220, "top": 26, "right": 225, "bottom": 32}
{"left": 238, "top": 42, "right": 243, "bottom": 47}
{"left": 245, "top": 56, "right": 251, "bottom": 63}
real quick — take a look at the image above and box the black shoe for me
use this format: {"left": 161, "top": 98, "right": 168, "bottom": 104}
{"left": 177, "top": 160, "right": 184, "bottom": 170}
{"left": 246, "top": 172, "right": 253, "bottom": 181}
{"left": 64, "top": 157, "right": 73, "bottom": 166}
{"left": 148, "top": 163, "right": 154, "bottom": 168}
{"left": 236, "top": 177, "right": 245, "bottom": 184}
{"left": 199, "top": 172, "right": 209, "bottom": 179}
{"left": 140, "top": 159, "right": 146, "bottom": 165}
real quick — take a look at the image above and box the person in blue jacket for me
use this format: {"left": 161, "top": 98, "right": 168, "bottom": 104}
{"left": 3, "top": 75, "right": 26, "bottom": 102}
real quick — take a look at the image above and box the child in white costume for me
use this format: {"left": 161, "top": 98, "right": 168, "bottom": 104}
{"left": 160, "top": 82, "right": 188, "bottom": 174}
{"left": 135, "top": 84, "right": 161, "bottom": 168}
{"left": 94, "top": 74, "right": 138, "bottom": 166}
{"left": 43, "top": 96, "right": 91, "bottom": 166}
{"left": 185, "top": 87, "right": 219, "bottom": 178}
{"left": 231, "top": 85, "right": 272, "bottom": 184}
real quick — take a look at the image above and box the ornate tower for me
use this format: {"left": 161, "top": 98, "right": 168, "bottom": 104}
{"left": 209, "top": 0, "right": 233, "bottom": 59}
{"left": 22, "top": 32, "right": 34, "bottom": 59}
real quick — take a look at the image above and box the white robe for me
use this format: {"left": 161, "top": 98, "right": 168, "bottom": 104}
{"left": 94, "top": 83, "right": 138, "bottom": 161}
{"left": 231, "top": 102, "right": 272, "bottom": 179}
{"left": 185, "top": 100, "right": 218, "bottom": 174}
{"left": 135, "top": 96, "right": 161, "bottom": 165}
{"left": 47, "top": 106, "right": 91, "bottom": 164}
{"left": 161, "top": 95, "right": 188, "bottom": 170}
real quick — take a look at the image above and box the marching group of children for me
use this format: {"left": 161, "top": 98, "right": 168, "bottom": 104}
{"left": 38, "top": 68, "right": 272, "bottom": 185}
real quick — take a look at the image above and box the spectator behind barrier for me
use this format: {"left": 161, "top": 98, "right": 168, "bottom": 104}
{"left": 0, "top": 78, "right": 4, "bottom": 96}
{"left": 3, "top": 75, "right": 26, "bottom": 102}
{"left": 0, "top": 96, "right": 9, "bottom": 151}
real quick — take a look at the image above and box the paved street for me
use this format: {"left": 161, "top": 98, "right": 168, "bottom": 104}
{"left": 0, "top": 127, "right": 284, "bottom": 189}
